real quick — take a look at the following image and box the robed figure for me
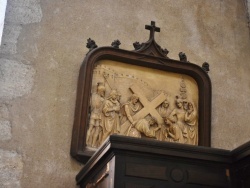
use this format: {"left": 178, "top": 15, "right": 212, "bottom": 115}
{"left": 101, "top": 90, "right": 121, "bottom": 143}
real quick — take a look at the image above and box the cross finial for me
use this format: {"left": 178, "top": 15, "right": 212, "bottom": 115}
{"left": 145, "top": 21, "right": 160, "bottom": 39}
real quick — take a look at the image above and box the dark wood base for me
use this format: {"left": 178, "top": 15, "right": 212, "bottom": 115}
{"left": 76, "top": 135, "right": 250, "bottom": 188}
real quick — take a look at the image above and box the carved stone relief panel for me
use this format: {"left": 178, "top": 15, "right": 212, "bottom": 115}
{"left": 86, "top": 60, "right": 199, "bottom": 149}
{"left": 71, "top": 21, "right": 211, "bottom": 163}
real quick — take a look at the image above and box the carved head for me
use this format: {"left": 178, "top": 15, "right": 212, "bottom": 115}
{"left": 183, "top": 100, "right": 188, "bottom": 110}
{"left": 109, "top": 90, "right": 119, "bottom": 100}
{"left": 162, "top": 100, "right": 169, "bottom": 108}
{"left": 130, "top": 94, "right": 139, "bottom": 104}
{"left": 175, "top": 96, "right": 183, "bottom": 108}
{"left": 149, "top": 117, "right": 157, "bottom": 126}
{"left": 188, "top": 102, "right": 194, "bottom": 111}
{"left": 97, "top": 82, "right": 106, "bottom": 97}
{"left": 117, "top": 93, "right": 122, "bottom": 102}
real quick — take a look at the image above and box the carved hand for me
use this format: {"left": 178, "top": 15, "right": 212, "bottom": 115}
{"left": 113, "top": 106, "right": 120, "bottom": 112}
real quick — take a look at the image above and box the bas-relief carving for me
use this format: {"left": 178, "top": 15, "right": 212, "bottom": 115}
{"left": 86, "top": 60, "right": 199, "bottom": 149}
{"left": 86, "top": 82, "right": 105, "bottom": 148}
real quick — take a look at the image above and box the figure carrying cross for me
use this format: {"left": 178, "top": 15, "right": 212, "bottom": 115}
{"left": 120, "top": 84, "right": 166, "bottom": 136}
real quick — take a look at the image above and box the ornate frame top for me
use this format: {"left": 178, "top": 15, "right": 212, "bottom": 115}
{"left": 71, "top": 21, "right": 211, "bottom": 163}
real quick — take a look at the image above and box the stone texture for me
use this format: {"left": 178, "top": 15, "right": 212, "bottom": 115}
{"left": 0, "top": 103, "right": 9, "bottom": 120}
{"left": 0, "top": 25, "right": 22, "bottom": 54}
{"left": 5, "top": 0, "right": 42, "bottom": 25}
{"left": 0, "top": 120, "right": 11, "bottom": 141}
{"left": 0, "top": 59, "right": 35, "bottom": 101}
{"left": 0, "top": 42, "right": 17, "bottom": 54}
{"left": 1, "top": 25, "right": 22, "bottom": 43}
{"left": 248, "top": 0, "right": 250, "bottom": 13}
{"left": 0, "top": 149, "right": 23, "bottom": 188}
{"left": 0, "top": 0, "right": 42, "bottom": 54}
{"left": 0, "top": 0, "right": 249, "bottom": 187}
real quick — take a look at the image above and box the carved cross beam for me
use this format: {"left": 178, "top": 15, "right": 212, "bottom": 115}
{"left": 120, "top": 84, "right": 166, "bottom": 134}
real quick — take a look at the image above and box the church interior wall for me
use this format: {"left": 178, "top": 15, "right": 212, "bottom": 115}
{"left": 0, "top": 0, "right": 250, "bottom": 187}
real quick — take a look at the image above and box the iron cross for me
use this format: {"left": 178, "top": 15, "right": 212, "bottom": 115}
{"left": 145, "top": 21, "right": 160, "bottom": 39}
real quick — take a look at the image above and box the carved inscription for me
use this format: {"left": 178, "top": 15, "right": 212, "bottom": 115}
{"left": 86, "top": 60, "right": 199, "bottom": 148}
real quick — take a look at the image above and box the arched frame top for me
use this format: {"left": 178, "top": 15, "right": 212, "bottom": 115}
{"left": 71, "top": 46, "right": 212, "bottom": 163}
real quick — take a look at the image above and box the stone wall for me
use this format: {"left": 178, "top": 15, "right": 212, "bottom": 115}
{"left": 248, "top": 0, "right": 250, "bottom": 26}
{"left": 0, "top": 0, "right": 250, "bottom": 187}
{"left": 248, "top": 0, "right": 250, "bottom": 13}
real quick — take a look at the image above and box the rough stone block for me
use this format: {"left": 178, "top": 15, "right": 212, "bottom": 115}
{"left": 0, "top": 43, "right": 16, "bottom": 54}
{"left": 0, "top": 149, "right": 23, "bottom": 188}
{"left": 0, "top": 103, "right": 9, "bottom": 120}
{"left": 5, "top": 2, "right": 42, "bottom": 25}
{"left": 1, "top": 25, "right": 22, "bottom": 43}
{"left": 8, "top": 0, "right": 40, "bottom": 6}
{"left": 0, "top": 120, "right": 11, "bottom": 140}
{"left": 0, "top": 25, "right": 22, "bottom": 54}
{"left": 0, "top": 59, "right": 35, "bottom": 101}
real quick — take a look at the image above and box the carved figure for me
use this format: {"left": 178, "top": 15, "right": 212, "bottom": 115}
{"left": 183, "top": 100, "right": 188, "bottom": 111}
{"left": 133, "top": 117, "right": 161, "bottom": 138}
{"left": 168, "top": 96, "right": 188, "bottom": 142}
{"left": 121, "top": 94, "right": 142, "bottom": 125}
{"left": 185, "top": 102, "right": 198, "bottom": 145}
{"left": 88, "top": 65, "right": 199, "bottom": 147}
{"left": 119, "top": 85, "right": 166, "bottom": 135}
{"left": 86, "top": 83, "right": 106, "bottom": 148}
{"left": 157, "top": 99, "right": 171, "bottom": 118}
{"left": 156, "top": 99, "right": 171, "bottom": 141}
{"left": 164, "top": 117, "right": 184, "bottom": 143}
{"left": 101, "top": 89, "right": 121, "bottom": 143}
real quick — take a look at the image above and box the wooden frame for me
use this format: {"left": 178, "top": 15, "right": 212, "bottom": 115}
{"left": 70, "top": 21, "right": 211, "bottom": 163}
